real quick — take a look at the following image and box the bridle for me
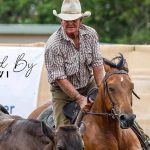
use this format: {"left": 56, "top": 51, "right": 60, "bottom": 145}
{"left": 86, "top": 69, "right": 130, "bottom": 119}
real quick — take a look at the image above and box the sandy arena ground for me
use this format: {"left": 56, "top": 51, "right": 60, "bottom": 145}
{"left": 133, "top": 96, "right": 150, "bottom": 136}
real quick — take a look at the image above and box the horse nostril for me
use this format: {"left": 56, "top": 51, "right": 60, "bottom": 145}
{"left": 120, "top": 113, "right": 136, "bottom": 128}
{"left": 57, "top": 145, "right": 64, "bottom": 150}
{"left": 120, "top": 114, "right": 127, "bottom": 121}
{"left": 130, "top": 114, "right": 136, "bottom": 122}
{"left": 120, "top": 113, "right": 136, "bottom": 122}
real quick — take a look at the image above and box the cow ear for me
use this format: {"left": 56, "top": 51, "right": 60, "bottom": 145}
{"left": 79, "top": 122, "right": 86, "bottom": 136}
{"left": 41, "top": 121, "right": 55, "bottom": 142}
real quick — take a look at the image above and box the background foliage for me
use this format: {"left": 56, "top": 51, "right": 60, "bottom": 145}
{"left": 0, "top": 0, "right": 150, "bottom": 44}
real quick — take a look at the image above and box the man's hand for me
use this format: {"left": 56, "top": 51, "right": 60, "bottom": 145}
{"left": 76, "top": 95, "right": 94, "bottom": 112}
{"left": 75, "top": 95, "right": 87, "bottom": 109}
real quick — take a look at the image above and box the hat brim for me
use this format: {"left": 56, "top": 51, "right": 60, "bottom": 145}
{"left": 53, "top": 10, "right": 91, "bottom": 21}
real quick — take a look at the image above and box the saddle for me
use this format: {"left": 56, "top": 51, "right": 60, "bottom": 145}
{"left": 37, "top": 105, "right": 55, "bottom": 129}
{"left": 63, "top": 87, "right": 98, "bottom": 124}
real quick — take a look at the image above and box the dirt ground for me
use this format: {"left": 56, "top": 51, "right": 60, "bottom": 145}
{"left": 131, "top": 76, "right": 150, "bottom": 137}
{"left": 133, "top": 97, "right": 150, "bottom": 136}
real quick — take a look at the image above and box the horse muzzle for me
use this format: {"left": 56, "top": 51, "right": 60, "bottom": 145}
{"left": 119, "top": 113, "right": 136, "bottom": 129}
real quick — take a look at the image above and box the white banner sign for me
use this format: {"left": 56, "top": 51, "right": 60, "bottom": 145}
{"left": 0, "top": 46, "right": 44, "bottom": 118}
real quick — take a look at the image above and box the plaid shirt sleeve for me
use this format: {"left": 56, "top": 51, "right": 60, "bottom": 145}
{"left": 91, "top": 31, "right": 103, "bottom": 67}
{"left": 45, "top": 46, "right": 67, "bottom": 84}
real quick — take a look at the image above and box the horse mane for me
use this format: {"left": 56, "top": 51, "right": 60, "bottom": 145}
{"left": 103, "top": 53, "right": 129, "bottom": 72}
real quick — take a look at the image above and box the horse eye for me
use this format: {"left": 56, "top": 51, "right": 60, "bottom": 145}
{"left": 108, "top": 87, "right": 114, "bottom": 92}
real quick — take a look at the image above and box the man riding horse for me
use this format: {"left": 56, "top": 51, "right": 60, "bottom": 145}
{"left": 44, "top": 0, "right": 149, "bottom": 147}
{"left": 45, "top": 0, "right": 105, "bottom": 128}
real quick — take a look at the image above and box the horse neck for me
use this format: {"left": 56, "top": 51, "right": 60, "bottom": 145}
{"left": 90, "top": 87, "right": 122, "bottom": 139}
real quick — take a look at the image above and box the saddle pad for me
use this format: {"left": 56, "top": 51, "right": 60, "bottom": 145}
{"left": 38, "top": 105, "right": 55, "bottom": 129}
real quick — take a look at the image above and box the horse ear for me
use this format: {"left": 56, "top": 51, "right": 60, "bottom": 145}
{"left": 41, "top": 121, "right": 54, "bottom": 142}
{"left": 103, "top": 63, "right": 111, "bottom": 73}
{"left": 0, "top": 104, "right": 9, "bottom": 114}
{"left": 123, "top": 60, "right": 129, "bottom": 72}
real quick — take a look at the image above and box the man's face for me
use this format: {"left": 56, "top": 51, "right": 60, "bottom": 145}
{"left": 61, "top": 19, "right": 82, "bottom": 37}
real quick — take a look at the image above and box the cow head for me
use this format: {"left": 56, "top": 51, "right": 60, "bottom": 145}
{"left": 42, "top": 122, "right": 84, "bottom": 150}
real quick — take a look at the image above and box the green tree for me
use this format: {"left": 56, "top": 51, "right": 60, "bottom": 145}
{"left": 0, "top": 0, "right": 150, "bottom": 44}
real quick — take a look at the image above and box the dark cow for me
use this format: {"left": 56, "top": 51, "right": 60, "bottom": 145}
{"left": 0, "top": 104, "right": 84, "bottom": 150}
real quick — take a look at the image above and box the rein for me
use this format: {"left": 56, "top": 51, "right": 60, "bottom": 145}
{"left": 85, "top": 112, "right": 114, "bottom": 117}
{"left": 85, "top": 108, "right": 119, "bottom": 119}
{"left": 85, "top": 70, "right": 128, "bottom": 119}
{"left": 131, "top": 124, "right": 149, "bottom": 150}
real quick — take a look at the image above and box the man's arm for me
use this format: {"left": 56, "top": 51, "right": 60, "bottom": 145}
{"left": 56, "top": 79, "right": 87, "bottom": 109}
{"left": 93, "top": 65, "right": 105, "bottom": 87}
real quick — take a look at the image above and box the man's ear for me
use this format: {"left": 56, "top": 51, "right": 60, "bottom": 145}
{"left": 60, "top": 19, "right": 63, "bottom": 24}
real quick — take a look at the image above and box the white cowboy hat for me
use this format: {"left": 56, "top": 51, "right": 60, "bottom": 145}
{"left": 53, "top": 0, "right": 91, "bottom": 21}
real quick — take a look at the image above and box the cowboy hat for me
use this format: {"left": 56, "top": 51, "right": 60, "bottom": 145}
{"left": 53, "top": 0, "right": 91, "bottom": 21}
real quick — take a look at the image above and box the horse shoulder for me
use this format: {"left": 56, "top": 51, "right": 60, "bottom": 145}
{"left": 122, "top": 128, "right": 142, "bottom": 150}
{"left": 83, "top": 119, "right": 118, "bottom": 150}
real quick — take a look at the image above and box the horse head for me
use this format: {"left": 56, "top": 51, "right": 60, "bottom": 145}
{"left": 101, "top": 54, "right": 136, "bottom": 129}
{"left": 42, "top": 122, "right": 85, "bottom": 150}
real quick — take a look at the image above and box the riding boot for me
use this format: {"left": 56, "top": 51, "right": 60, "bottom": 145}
{"left": 134, "top": 121, "right": 150, "bottom": 148}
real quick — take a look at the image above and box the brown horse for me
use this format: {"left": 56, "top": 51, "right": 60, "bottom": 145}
{"left": 28, "top": 54, "right": 142, "bottom": 150}
{"left": 28, "top": 101, "right": 51, "bottom": 119}
{"left": 0, "top": 104, "right": 84, "bottom": 150}
{"left": 82, "top": 57, "right": 141, "bottom": 150}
